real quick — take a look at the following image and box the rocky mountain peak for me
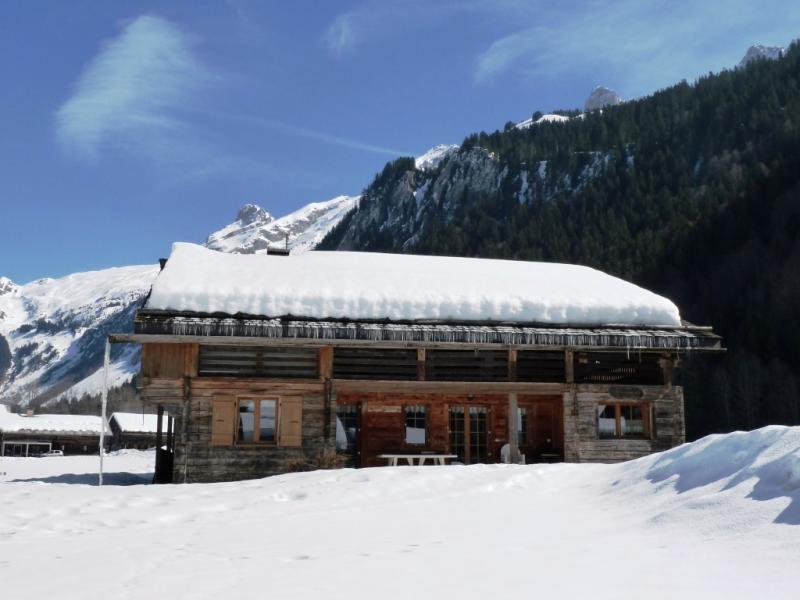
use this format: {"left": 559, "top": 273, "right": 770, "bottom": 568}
{"left": 584, "top": 86, "right": 623, "bottom": 111}
{"left": 236, "top": 203, "right": 273, "bottom": 226}
{"left": 738, "top": 45, "right": 785, "bottom": 68}
{"left": 0, "top": 277, "right": 17, "bottom": 296}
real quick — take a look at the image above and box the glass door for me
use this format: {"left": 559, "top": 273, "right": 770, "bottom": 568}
{"left": 449, "top": 405, "right": 488, "bottom": 464}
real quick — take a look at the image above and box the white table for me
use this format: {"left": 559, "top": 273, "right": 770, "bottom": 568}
{"left": 379, "top": 453, "right": 458, "bottom": 466}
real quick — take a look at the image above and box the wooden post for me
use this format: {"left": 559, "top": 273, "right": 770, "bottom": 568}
{"left": 155, "top": 404, "right": 164, "bottom": 481}
{"left": 564, "top": 350, "right": 574, "bottom": 384}
{"left": 321, "top": 347, "right": 334, "bottom": 446}
{"left": 417, "top": 348, "right": 426, "bottom": 381}
{"left": 659, "top": 353, "right": 674, "bottom": 388}
{"left": 319, "top": 346, "right": 333, "bottom": 380}
{"left": 181, "top": 376, "right": 191, "bottom": 483}
{"left": 508, "top": 349, "right": 518, "bottom": 382}
{"left": 508, "top": 392, "right": 520, "bottom": 464}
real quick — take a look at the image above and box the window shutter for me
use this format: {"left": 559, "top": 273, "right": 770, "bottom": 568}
{"left": 211, "top": 396, "right": 236, "bottom": 446}
{"left": 278, "top": 397, "right": 303, "bottom": 447}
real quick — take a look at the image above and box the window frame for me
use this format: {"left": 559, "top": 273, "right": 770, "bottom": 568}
{"left": 237, "top": 396, "right": 280, "bottom": 445}
{"left": 403, "top": 404, "right": 428, "bottom": 446}
{"left": 596, "top": 401, "right": 653, "bottom": 440}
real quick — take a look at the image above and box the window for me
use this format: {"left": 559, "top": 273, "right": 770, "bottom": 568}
{"left": 336, "top": 405, "right": 358, "bottom": 452}
{"left": 238, "top": 398, "right": 277, "bottom": 443}
{"left": 518, "top": 407, "right": 527, "bottom": 446}
{"left": 597, "top": 403, "right": 652, "bottom": 439}
{"left": 405, "top": 405, "right": 427, "bottom": 445}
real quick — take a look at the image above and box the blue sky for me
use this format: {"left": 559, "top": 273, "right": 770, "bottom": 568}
{"left": 1, "top": 0, "right": 797, "bottom": 282}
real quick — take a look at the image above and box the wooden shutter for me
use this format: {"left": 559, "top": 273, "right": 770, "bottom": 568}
{"left": 211, "top": 396, "right": 236, "bottom": 446}
{"left": 278, "top": 397, "right": 303, "bottom": 447}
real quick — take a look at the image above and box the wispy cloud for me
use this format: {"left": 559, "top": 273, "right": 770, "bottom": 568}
{"left": 323, "top": 1, "right": 479, "bottom": 56}
{"left": 473, "top": 0, "right": 800, "bottom": 94}
{"left": 56, "top": 14, "right": 210, "bottom": 162}
{"left": 193, "top": 108, "right": 413, "bottom": 157}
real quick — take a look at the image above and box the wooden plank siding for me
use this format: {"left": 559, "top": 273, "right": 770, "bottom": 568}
{"left": 135, "top": 342, "right": 687, "bottom": 482}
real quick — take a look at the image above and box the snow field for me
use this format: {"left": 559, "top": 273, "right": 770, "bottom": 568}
{"left": 1, "top": 427, "right": 798, "bottom": 599}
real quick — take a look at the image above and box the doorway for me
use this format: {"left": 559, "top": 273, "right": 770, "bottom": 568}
{"left": 448, "top": 405, "right": 489, "bottom": 464}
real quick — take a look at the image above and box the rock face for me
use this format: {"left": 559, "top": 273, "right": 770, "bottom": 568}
{"left": 319, "top": 143, "right": 621, "bottom": 253}
{"left": 205, "top": 196, "right": 360, "bottom": 255}
{"left": 584, "top": 86, "right": 623, "bottom": 111}
{"left": 738, "top": 45, "right": 785, "bottom": 68}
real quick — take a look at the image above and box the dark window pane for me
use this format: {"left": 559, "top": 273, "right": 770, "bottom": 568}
{"left": 259, "top": 399, "right": 276, "bottom": 442}
{"left": 405, "top": 405, "right": 426, "bottom": 444}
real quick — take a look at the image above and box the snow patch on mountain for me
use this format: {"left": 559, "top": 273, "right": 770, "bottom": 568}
{"left": 516, "top": 113, "right": 571, "bottom": 130}
{"left": 415, "top": 144, "right": 459, "bottom": 171}
{"left": 738, "top": 44, "right": 786, "bottom": 68}
{"left": 206, "top": 195, "right": 359, "bottom": 255}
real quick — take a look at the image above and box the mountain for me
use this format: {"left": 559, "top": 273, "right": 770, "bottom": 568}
{"left": 0, "top": 196, "right": 360, "bottom": 409}
{"left": 584, "top": 86, "right": 623, "bottom": 110}
{"left": 738, "top": 44, "right": 785, "bottom": 68}
{"left": 0, "top": 266, "right": 159, "bottom": 408}
{"left": 320, "top": 43, "right": 800, "bottom": 439}
{"left": 206, "top": 195, "right": 359, "bottom": 255}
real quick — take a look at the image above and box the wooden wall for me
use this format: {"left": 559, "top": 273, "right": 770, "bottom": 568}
{"left": 562, "top": 384, "right": 684, "bottom": 462}
{"left": 136, "top": 342, "right": 687, "bottom": 482}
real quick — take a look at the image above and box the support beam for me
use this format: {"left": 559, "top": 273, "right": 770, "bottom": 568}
{"left": 565, "top": 350, "right": 574, "bottom": 384}
{"left": 417, "top": 348, "right": 426, "bottom": 381}
{"left": 508, "top": 349, "right": 518, "bottom": 382}
{"left": 508, "top": 392, "right": 520, "bottom": 464}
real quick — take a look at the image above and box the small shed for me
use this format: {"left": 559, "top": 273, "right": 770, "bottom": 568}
{"left": 0, "top": 405, "right": 107, "bottom": 456}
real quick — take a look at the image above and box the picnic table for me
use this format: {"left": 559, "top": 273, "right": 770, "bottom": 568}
{"left": 378, "top": 453, "right": 458, "bottom": 466}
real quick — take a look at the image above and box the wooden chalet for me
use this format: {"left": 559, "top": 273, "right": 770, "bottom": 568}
{"left": 120, "top": 243, "right": 723, "bottom": 483}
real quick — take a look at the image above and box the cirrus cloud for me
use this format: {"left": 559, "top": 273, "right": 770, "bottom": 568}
{"left": 55, "top": 14, "right": 211, "bottom": 162}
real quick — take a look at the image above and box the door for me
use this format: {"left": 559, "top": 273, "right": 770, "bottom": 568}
{"left": 336, "top": 403, "right": 362, "bottom": 467}
{"left": 519, "top": 397, "right": 564, "bottom": 462}
{"left": 449, "top": 405, "right": 489, "bottom": 464}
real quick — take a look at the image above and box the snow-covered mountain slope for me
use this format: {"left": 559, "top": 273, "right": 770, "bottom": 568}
{"left": 739, "top": 44, "right": 785, "bottom": 68}
{"left": 0, "top": 265, "right": 160, "bottom": 406}
{"left": 2, "top": 426, "right": 799, "bottom": 599}
{"left": 1, "top": 196, "right": 361, "bottom": 407}
{"left": 205, "top": 195, "right": 359, "bottom": 254}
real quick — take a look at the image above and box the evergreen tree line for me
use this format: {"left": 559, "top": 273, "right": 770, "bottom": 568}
{"left": 320, "top": 44, "right": 800, "bottom": 439}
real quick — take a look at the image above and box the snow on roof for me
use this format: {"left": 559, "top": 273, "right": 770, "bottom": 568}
{"left": 109, "top": 412, "right": 163, "bottom": 434}
{"left": 144, "top": 243, "right": 681, "bottom": 327}
{"left": 0, "top": 411, "right": 106, "bottom": 435}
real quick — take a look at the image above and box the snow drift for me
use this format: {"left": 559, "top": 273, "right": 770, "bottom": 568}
{"left": 0, "top": 426, "right": 798, "bottom": 599}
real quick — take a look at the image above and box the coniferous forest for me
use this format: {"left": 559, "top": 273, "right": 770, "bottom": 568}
{"left": 321, "top": 44, "right": 800, "bottom": 440}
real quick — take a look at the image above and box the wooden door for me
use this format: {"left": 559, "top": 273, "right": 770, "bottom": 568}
{"left": 335, "top": 402, "right": 362, "bottom": 467}
{"left": 449, "top": 405, "right": 489, "bottom": 464}
{"left": 519, "top": 396, "right": 564, "bottom": 462}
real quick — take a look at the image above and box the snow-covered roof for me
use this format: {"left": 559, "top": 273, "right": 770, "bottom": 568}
{"left": 144, "top": 243, "right": 682, "bottom": 327}
{"left": 109, "top": 412, "right": 163, "bottom": 434}
{"left": 0, "top": 410, "right": 106, "bottom": 435}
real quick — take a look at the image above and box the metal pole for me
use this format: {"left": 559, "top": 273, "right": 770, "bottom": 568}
{"left": 98, "top": 338, "right": 110, "bottom": 486}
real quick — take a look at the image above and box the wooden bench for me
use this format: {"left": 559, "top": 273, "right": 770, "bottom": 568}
{"left": 378, "top": 453, "right": 458, "bottom": 466}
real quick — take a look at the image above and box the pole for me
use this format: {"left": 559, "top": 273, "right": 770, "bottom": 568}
{"left": 98, "top": 338, "right": 110, "bottom": 486}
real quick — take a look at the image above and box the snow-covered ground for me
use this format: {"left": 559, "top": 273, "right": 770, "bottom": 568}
{"left": 1, "top": 427, "right": 798, "bottom": 599}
